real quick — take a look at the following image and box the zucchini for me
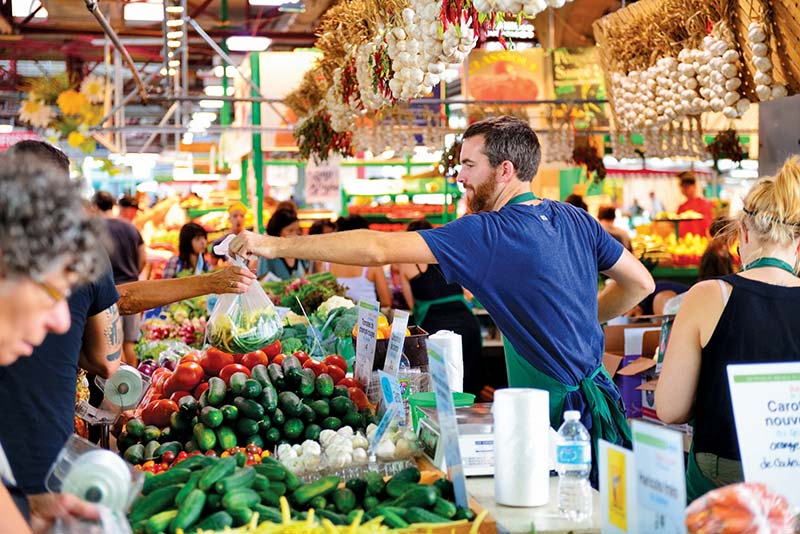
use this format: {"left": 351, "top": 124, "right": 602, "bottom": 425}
{"left": 207, "top": 377, "right": 227, "bottom": 406}
{"left": 187, "top": 511, "right": 233, "bottom": 533}
{"left": 206, "top": 493, "right": 223, "bottom": 512}
{"left": 144, "top": 509, "right": 177, "bottom": 534}
{"left": 142, "top": 468, "right": 191, "bottom": 496}
{"left": 432, "top": 497, "right": 458, "bottom": 519}
{"left": 222, "top": 488, "right": 260, "bottom": 510}
{"left": 259, "top": 385, "right": 279, "bottom": 414}
{"left": 251, "top": 364, "right": 272, "bottom": 388}
{"left": 331, "top": 488, "right": 356, "bottom": 514}
{"left": 291, "top": 476, "right": 340, "bottom": 507}
{"left": 234, "top": 397, "right": 265, "bottom": 420}
{"left": 403, "top": 507, "right": 452, "bottom": 524}
{"left": 267, "top": 363, "right": 285, "bottom": 389}
{"left": 394, "top": 485, "right": 438, "bottom": 509}
{"left": 281, "top": 355, "right": 303, "bottom": 386}
{"left": 129, "top": 484, "right": 183, "bottom": 523}
{"left": 298, "top": 368, "right": 316, "bottom": 397}
{"left": 229, "top": 506, "right": 254, "bottom": 526}
{"left": 253, "top": 503, "right": 282, "bottom": 523}
{"left": 169, "top": 489, "right": 206, "bottom": 534}
{"left": 229, "top": 372, "right": 250, "bottom": 395}
{"left": 215, "top": 466, "right": 256, "bottom": 494}
{"left": 278, "top": 391, "right": 303, "bottom": 417}
{"left": 198, "top": 456, "right": 237, "bottom": 491}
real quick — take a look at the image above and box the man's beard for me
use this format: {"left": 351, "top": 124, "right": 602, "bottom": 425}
{"left": 467, "top": 175, "right": 497, "bottom": 213}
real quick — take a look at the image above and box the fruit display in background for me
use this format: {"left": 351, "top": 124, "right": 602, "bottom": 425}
{"left": 632, "top": 232, "right": 723, "bottom": 267}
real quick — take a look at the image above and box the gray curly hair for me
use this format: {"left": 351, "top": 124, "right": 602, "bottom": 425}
{"left": 0, "top": 152, "right": 107, "bottom": 283}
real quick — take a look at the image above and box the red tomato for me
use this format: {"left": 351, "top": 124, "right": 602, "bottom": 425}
{"left": 293, "top": 351, "right": 310, "bottom": 365}
{"left": 302, "top": 359, "right": 328, "bottom": 377}
{"left": 180, "top": 351, "right": 202, "bottom": 364}
{"left": 171, "top": 362, "right": 205, "bottom": 392}
{"left": 149, "top": 368, "right": 173, "bottom": 394}
{"left": 200, "top": 348, "right": 234, "bottom": 376}
{"left": 336, "top": 377, "right": 361, "bottom": 389}
{"left": 326, "top": 365, "right": 346, "bottom": 383}
{"left": 323, "top": 355, "right": 348, "bottom": 373}
{"left": 232, "top": 353, "right": 245, "bottom": 364}
{"left": 271, "top": 354, "right": 286, "bottom": 366}
{"left": 218, "top": 364, "right": 251, "bottom": 384}
{"left": 348, "top": 387, "right": 371, "bottom": 410}
{"left": 162, "top": 450, "right": 176, "bottom": 464}
{"left": 240, "top": 350, "right": 269, "bottom": 369}
{"left": 141, "top": 399, "right": 178, "bottom": 428}
{"left": 168, "top": 391, "right": 193, "bottom": 403}
{"left": 262, "top": 340, "right": 282, "bottom": 358}
{"left": 193, "top": 382, "right": 210, "bottom": 399}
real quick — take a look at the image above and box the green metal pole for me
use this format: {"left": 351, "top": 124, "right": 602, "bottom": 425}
{"left": 250, "top": 52, "right": 265, "bottom": 234}
{"left": 240, "top": 158, "right": 249, "bottom": 208}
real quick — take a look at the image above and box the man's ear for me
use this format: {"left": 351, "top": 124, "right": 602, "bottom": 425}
{"left": 496, "top": 160, "right": 515, "bottom": 184}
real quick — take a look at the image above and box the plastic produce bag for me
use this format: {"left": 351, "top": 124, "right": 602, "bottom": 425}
{"left": 206, "top": 237, "right": 282, "bottom": 354}
{"left": 685, "top": 482, "right": 794, "bottom": 534}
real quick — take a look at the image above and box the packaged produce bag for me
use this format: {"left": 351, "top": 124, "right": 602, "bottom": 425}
{"left": 206, "top": 237, "right": 282, "bottom": 354}
{"left": 685, "top": 482, "right": 794, "bottom": 534}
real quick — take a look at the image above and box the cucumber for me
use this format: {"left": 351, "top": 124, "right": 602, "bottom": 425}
{"left": 309, "top": 399, "right": 330, "bottom": 419}
{"left": 160, "top": 426, "right": 176, "bottom": 443}
{"left": 129, "top": 484, "right": 183, "bottom": 523}
{"left": 178, "top": 396, "right": 199, "bottom": 415}
{"left": 404, "top": 507, "right": 452, "bottom": 524}
{"left": 235, "top": 451, "right": 248, "bottom": 467}
{"left": 175, "top": 470, "right": 203, "bottom": 506}
{"left": 271, "top": 408, "right": 285, "bottom": 426}
{"left": 281, "top": 355, "right": 302, "bottom": 377}
{"left": 252, "top": 475, "right": 271, "bottom": 492}
{"left": 291, "top": 476, "right": 340, "bottom": 507}
{"left": 253, "top": 463, "right": 286, "bottom": 481}
{"left": 243, "top": 378, "right": 263, "bottom": 399}
{"left": 267, "top": 364, "right": 285, "bottom": 389}
{"left": 315, "top": 374, "right": 334, "bottom": 397}
{"left": 123, "top": 444, "right": 144, "bottom": 465}
{"left": 175, "top": 454, "right": 215, "bottom": 471}
{"left": 394, "top": 485, "right": 438, "bottom": 509}
{"left": 278, "top": 391, "right": 302, "bottom": 417}
{"left": 192, "top": 423, "right": 217, "bottom": 451}
{"left": 345, "top": 479, "right": 367, "bottom": 501}
{"left": 342, "top": 411, "right": 365, "bottom": 430}
{"left": 220, "top": 404, "right": 239, "bottom": 423}
{"left": 198, "top": 390, "right": 210, "bottom": 408}
{"left": 169, "top": 489, "right": 206, "bottom": 533}
{"left": 144, "top": 509, "right": 177, "bottom": 534}
{"left": 453, "top": 507, "right": 476, "bottom": 521}
{"left": 315, "top": 508, "right": 348, "bottom": 525}
{"left": 198, "top": 456, "right": 237, "bottom": 491}
{"left": 222, "top": 488, "right": 260, "bottom": 510}
{"left": 170, "top": 411, "right": 191, "bottom": 433}
{"left": 270, "top": 482, "right": 287, "bottom": 496}
{"left": 252, "top": 504, "right": 282, "bottom": 523}
{"left": 331, "top": 488, "right": 356, "bottom": 514}
{"left": 126, "top": 418, "right": 145, "bottom": 438}
{"left": 298, "top": 368, "right": 316, "bottom": 397}
{"left": 299, "top": 403, "right": 316, "bottom": 424}
{"left": 143, "top": 425, "right": 161, "bottom": 442}
{"left": 321, "top": 416, "right": 342, "bottom": 430}
{"left": 374, "top": 508, "right": 409, "bottom": 528}
{"left": 264, "top": 427, "right": 281, "bottom": 445}
{"left": 142, "top": 468, "right": 191, "bottom": 496}
{"left": 154, "top": 441, "right": 183, "bottom": 460}
{"left": 283, "top": 418, "right": 304, "bottom": 440}
{"left": 188, "top": 511, "right": 233, "bottom": 533}
{"left": 216, "top": 425, "right": 238, "bottom": 450}
{"left": 309, "top": 496, "right": 327, "bottom": 510}
{"left": 236, "top": 417, "right": 260, "bottom": 437}
{"left": 229, "top": 506, "right": 254, "bottom": 526}
{"left": 200, "top": 406, "right": 224, "bottom": 428}
{"left": 283, "top": 469, "right": 302, "bottom": 492}
{"left": 432, "top": 497, "right": 458, "bottom": 519}
{"left": 433, "top": 478, "right": 454, "bottom": 500}
{"left": 258, "top": 416, "right": 272, "bottom": 433}
{"left": 143, "top": 440, "right": 160, "bottom": 461}
{"left": 364, "top": 471, "right": 384, "bottom": 496}
{"left": 259, "top": 385, "right": 278, "bottom": 414}
{"left": 251, "top": 364, "right": 272, "bottom": 388}
{"left": 303, "top": 424, "right": 321, "bottom": 442}
{"left": 258, "top": 489, "right": 282, "bottom": 507}
{"left": 117, "top": 431, "right": 137, "bottom": 452}
{"left": 206, "top": 493, "right": 223, "bottom": 512}
{"left": 234, "top": 397, "right": 265, "bottom": 420}
{"left": 363, "top": 496, "right": 380, "bottom": 511}
{"left": 229, "top": 372, "right": 250, "bottom": 395}
{"left": 245, "top": 434, "right": 264, "bottom": 449}
{"left": 331, "top": 385, "right": 350, "bottom": 398}
{"left": 215, "top": 466, "right": 257, "bottom": 494}
{"left": 330, "top": 396, "right": 354, "bottom": 416}
{"left": 207, "top": 377, "right": 227, "bottom": 406}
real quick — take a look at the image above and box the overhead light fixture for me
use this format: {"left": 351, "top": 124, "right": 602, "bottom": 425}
{"left": 226, "top": 36, "right": 272, "bottom": 52}
{"left": 168, "top": 59, "right": 181, "bottom": 67}
{"left": 192, "top": 112, "right": 217, "bottom": 122}
{"left": 168, "top": 68, "right": 176, "bottom": 76}
{"left": 200, "top": 100, "right": 225, "bottom": 109}
{"left": 166, "top": 18, "right": 184, "bottom": 27}
{"left": 204, "top": 85, "right": 235, "bottom": 97}
{"left": 0, "top": 124, "right": 13, "bottom": 133}
{"left": 166, "top": 31, "right": 184, "bottom": 39}
{"left": 165, "top": 5, "right": 185, "bottom": 14}
{"left": 12, "top": 0, "right": 48, "bottom": 18}
{"left": 248, "top": 0, "right": 286, "bottom": 5}
{"left": 123, "top": 2, "right": 163, "bottom": 22}
{"left": 212, "top": 65, "right": 241, "bottom": 79}
{"left": 167, "top": 40, "right": 182, "bottom": 48}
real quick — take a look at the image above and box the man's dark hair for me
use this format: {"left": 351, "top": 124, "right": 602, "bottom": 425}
{"left": 462, "top": 116, "right": 541, "bottom": 182}
{"left": 93, "top": 191, "right": 115, "bottom": 212}
{"left": 266, "top": 208, "right": 299, "bottom": 237}
{"left": 118, "top": 194, "right": 139, "bottom": 210}
{"left": 407, "top": 218, "right": 433, "bottom": 232}
{"left": 597, "top": 206, "right": 617, "bottom": 221}
{"left": 9, "top": 140, "right": 70, "bottom": 174}
{"left": 178, "top": 222, "right": 208, "bottom": 267}
{"left": 308, "top": 219, "right": 335, "bottom": 235}
{"left": 335, "top": 215, "right": 370, "bottom": 232}
{"left": 678, "top": 171, "right": 696, "bottom": 187}
{"left": 564, "top": 194, "right": 588, "bottom": 211}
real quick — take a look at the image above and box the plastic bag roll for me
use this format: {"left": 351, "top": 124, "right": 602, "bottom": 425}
{"left": 428, "top": 330, "right": 463, "bottom": 392}
{"left": 493, "top": 388, "right": 550, "bottom": 507}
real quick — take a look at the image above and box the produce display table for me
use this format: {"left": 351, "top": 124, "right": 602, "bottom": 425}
{"left": 466, "top": 476, "right": 601, "bottom": 534}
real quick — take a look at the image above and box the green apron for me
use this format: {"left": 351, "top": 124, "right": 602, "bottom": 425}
{"left": 685, "top": 442, "right": 717, "bottom": 504}
{"left": 413, "top": 294, "right": 471, "bottom": 327}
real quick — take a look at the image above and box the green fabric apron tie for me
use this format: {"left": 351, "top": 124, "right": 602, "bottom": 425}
{"left": 506, "top": 191, "right": 540, "bottom": 205}
{"left": 413, "top": 294, "right": 471, "bottom": 327}
{"left": 685, "top": 442, "right": 717, "bottom": 504}
{"left": 502, "top": 337, "right": 632, "bottom": 458}
{"left": 743, "top": 256, "right": 797, "bottom": 275}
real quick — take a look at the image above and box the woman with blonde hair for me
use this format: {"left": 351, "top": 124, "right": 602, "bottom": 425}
{"left": 656, "top": 157, "right": 800, "bottom": 500}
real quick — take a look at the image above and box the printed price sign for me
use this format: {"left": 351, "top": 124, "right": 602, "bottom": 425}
{"left": 727, "top": 362, "right": 800, "bottom": 508}
{"left": 599, "top": 440, "right": 637, "bottom": 533}
{"left": 427, "top": 338, "right": 468, "bottom": 509}
{"left": 383, "top": 310, "right": 409, "bottom": 377}
{"left": 632, "top": 420, "right": 686, "bottom": 534}
{"left": 304, "top": 159, "right": 341, "bottom": 203}
{"left": 354, "top": 300, "right": 379, "bottom": 389}
{"left": 369, "top": 371, "right": 405, "bottom": 453}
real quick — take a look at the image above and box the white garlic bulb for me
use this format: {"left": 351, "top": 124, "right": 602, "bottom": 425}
{"left": 751, "top": 43, "right": 768, "bottom": 57}
{"left": 722, "top": 50, "right": 739, "bottom": 63}
{"left": 736, "top": 98, "right": 750, "bottom": 114}
{"left": 772, "top": 84, "right": 788, "bottom": 98}
{"left": 723, "top": 91, "right": 739, "bottom": 106}
{"left": 748, "top": 27, "right": 766, "bottom": 43}
{"left": 753, "top": 56, "right": 772, "bottom": 72}
{"left": 710, "top": 97, "right": 725, "bottom": 112}
{"left": 755, "top": 84, "right": 771, "bottom": 101}
{"left": 721, "top": 63, "right": 738, "bottom": 79}
{"left": 725, "top": 78, "right": 741, "bottom": 91}
{"left": 722, "top": 106, "right": 738, "bottom": 118}
{"left": 754, "top": 71, "right": 772, "bottom": 85}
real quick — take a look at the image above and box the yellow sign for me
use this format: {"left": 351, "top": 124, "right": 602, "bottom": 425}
{"left": 608, "top": 447, "right": 628, "bottom": 530}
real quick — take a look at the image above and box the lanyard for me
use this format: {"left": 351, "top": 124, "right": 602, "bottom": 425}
{"left": 743, "top": 257, "right": 797, "bottom": 275}
{"left": 506, "top": 191, "right": 540, "bottom": 205}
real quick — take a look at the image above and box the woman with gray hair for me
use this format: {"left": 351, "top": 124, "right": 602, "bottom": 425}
{"left": 0, "top": 152, "right": 104, "bottom": 532}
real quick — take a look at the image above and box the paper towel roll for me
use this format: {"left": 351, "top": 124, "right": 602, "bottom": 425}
{"left": 428, "top": 330, "right": 463, "bottom": 392}
{"left": 493, "top": 388, "right": 550, "bottom": 507}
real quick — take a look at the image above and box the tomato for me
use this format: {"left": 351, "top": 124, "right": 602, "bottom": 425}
{"left": 326, "top": 364, "right": 346, "bottom": 383}
{"left": 149, "top": 368, "right": 173, "bottom": 394}
{"left": 162, "top": 450, "right": 176, "bottom": 464}
{"left": 292, "top": 351, "right": 310, "bottom": 365}
{"left": 205, "top": 450, "right": 217, "bottom": 457}
{"left": 336, "top": 377, "right": 362, "bottom": 389}
{"left": 180, "top": 351, "right": 202, "bottom": 364}
{"left": 169, "top": 391, "right": 193, "bottom": 403}
{"left": 271, "top": 354, "right": 285, "bottom": 366}
{"left": 200, "top": 347, "right": 234, "bottom": 376}
{"left": 218, "top": 364, "right": 251, "bottom": 384}
{"left": 240, "top": 350, "right": 269, "bottom": 369}
{"left": 232, "top": 353, "right": 245, "bottom": 364}
{"left": 193, "top": 382, "right": 210, "bottom": 399}
{"left": 141, "top": 399, "right": 178, "bottom": 428}
{"left": 262, "top": 340, "right": 282, "bottom": 358}
{"left": 302, "top": 359, "right": 328, "bottom": 377}
{"left": 171, "top": 362, "right": 205, "bottom": 392}
{"left": 323, "top": 355, "right": 348, "bottom": 373}
{"left": 348, "top": 387, "right": 371, "bottom": 410}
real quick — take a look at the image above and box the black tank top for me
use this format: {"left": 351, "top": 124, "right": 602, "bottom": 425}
{"left": 410, "top": 265, "right": 463, "bottom": 302}
{"left": 693, "top": 274, "right": 800, "bottom": 460}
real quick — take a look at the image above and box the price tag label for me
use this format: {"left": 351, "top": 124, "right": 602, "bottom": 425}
{"left": 369, "top": 371, "right": 405, "bottom": 453}
{"left": 304, "top": 159, "right": 341, "bottom": 203}
{"left": 383, "top": 310, "right": 409, "bottom": 377}
{"left": 427, "top": 338, "right": 469, "bottom": 509}
{"left": 599, "top": 439, "right": 637, "bottom": 533}
{"left": 354, "top": 300, "right": 379, "bottom": 389}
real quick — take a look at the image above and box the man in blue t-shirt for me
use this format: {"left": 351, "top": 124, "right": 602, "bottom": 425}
{"left": 229, "top": 116, "right": 654, "bottom": 461}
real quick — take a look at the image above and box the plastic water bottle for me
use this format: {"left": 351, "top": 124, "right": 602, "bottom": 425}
{"left": 556, "top": 410, "right": 592, "bottom": 521}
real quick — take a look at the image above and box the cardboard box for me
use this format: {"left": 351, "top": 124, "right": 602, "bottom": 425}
{"left": 604, "top": 322, "right": 662, "bottom": 418}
